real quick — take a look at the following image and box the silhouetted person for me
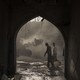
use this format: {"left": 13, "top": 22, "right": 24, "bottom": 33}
{"left": 44, "top": 43, "right": 54, "bottom": 68}
{"left": 52, "top": 42, "right": 57, "bottom": 61}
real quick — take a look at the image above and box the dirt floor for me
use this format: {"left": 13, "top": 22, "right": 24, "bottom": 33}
{"left": 15, "top": 60, "right": 66, "bottom": 80}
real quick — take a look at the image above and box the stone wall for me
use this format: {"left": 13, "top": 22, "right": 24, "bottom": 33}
{"left": 68, "top": 0, "right": 80, "bottom": 80}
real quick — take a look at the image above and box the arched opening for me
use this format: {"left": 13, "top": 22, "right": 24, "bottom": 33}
{"left": 16, "top": 16, "right": 66, "bottom": 80}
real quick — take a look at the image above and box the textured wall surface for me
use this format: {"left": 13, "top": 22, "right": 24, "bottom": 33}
{"left": 0, "top": 0, "right": 80, "bottom": 80}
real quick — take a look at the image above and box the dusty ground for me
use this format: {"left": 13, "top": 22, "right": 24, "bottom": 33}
{"left": 15, "top": 60, "right": 66, "bottom": 80}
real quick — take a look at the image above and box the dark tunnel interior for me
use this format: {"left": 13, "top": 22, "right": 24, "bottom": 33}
{"left": 0, "top": 0, "right": 80, "bottom": 80}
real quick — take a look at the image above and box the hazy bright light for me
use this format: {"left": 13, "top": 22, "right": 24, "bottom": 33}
{"left": 20, "top": 35, "right": 40, "bottom": 45}
{"left": 30, "top": 16, "right": 43, "bottom": 22}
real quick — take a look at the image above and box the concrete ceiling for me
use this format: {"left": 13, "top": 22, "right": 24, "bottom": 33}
{"left": 3, "top": 0, "right": 71, "bottom": 6}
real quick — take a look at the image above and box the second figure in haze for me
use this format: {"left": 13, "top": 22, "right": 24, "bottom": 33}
{"left": 44, "top": 42, "right": 57, "bottom": 68}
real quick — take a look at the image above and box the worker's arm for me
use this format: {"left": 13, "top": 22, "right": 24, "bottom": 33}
{"left": 44, "top": 49, "right": 47, "bottom": 57}
{"left": 44, "top": 52, "right": 46, "bottom": 57}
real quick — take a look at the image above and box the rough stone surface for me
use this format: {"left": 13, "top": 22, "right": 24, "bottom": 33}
{"left": 15, "top": 60, "right": 66, "bottom": 80}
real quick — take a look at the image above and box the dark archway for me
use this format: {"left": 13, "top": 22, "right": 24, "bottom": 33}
{"left": 2, "top": 0, "right": 80, "bottom": 80}
{"left": 16, "top": 16, "right": 66, "bottom": 79}
{"left": 7, "top": 10, "right": 69, "bottom": 78}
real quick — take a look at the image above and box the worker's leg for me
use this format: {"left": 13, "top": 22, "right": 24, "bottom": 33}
{"left": 47, "top": 60, "right": 50, "bottom": 68}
